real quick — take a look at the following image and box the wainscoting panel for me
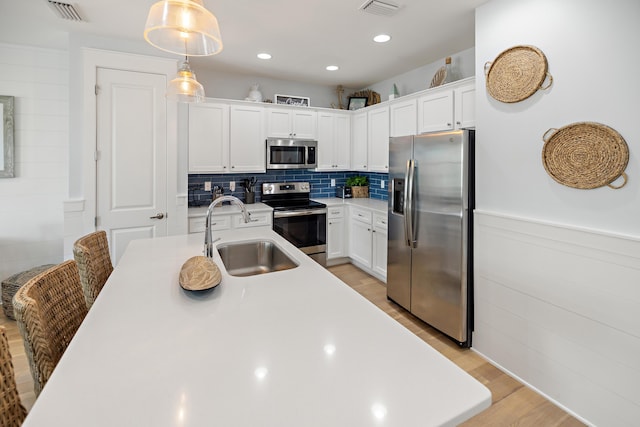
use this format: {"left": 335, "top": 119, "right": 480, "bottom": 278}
{"left": 473, "top": 210, "right": 640, "bottom": 426}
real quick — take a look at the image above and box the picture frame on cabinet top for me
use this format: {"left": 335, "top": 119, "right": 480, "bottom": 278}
{"left": 348, "top": 96, "right": 368, "bottom": 110}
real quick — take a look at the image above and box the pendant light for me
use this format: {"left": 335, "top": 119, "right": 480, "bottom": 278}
{"left": 166, "top": 58, "right": 205, "bottom": 103}
{"left": 144, "top": 0, "right": 223, "bottom": 57}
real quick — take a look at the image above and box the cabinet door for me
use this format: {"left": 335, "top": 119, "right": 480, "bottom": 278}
{"left": 349, "top": 219, "right": 372, "bottom": 268}
{"left": 333, "top": 113, "right": 351, "bottom": 169}
{"left": 327, "top": 217, "right": 345, "bottom": 259}
{"left": 417, "top": 90, "right": 454, "bottom": 133}
{"left": 229, "top": 105, "right": 266, "bottom": 172}
{"left": 316, "top": 112, "right": 336, "bottom": 170}
{"left": 291, "top": 109, "right": 317, "bottom": 139}
{"left": 351, "top": 111, "right": 368, "bottom": 171}
{"left": 454, "top": 82, "right": 476, "bottom": 129}
{"left": 368, "top": 105, "right": 390, "bottom": 172}
{"left": 390, "top": 99, "right": 417, "bottom": 137}
{"left": 188, "top": 103, "right": 229, "bottom": 173}
{"left": 372, "top": 215, "right": 388, "bottom": 279}
{"left": 266, "top": 108, "right": 292, "bottom": 138}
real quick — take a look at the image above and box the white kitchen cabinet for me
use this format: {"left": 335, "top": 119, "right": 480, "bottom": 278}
{"left": 367, "top": 105, "right": 390, "bottom": 172}
{"left": 229, "top": 105, "right": 266, "bottom": 172}
{"left": 372, "top": 213, "right": 388, "bottom": 279}
{"left": 267, "top": 107, "right": 317, "bottom": 139}
{"left": 350, "top": 110, "right": 368, "bottom": 171}
{"left": 233, "top": 210, "right": 272, "bottom": 228}
{"left": 188, "top": 102, "right": 265, "bottom": 173}
{"left": 317, "top": 111, "right": 351, "bottom": 171}
{"left": 417, "top": 79, "right": 476, "bottom": 134}
{"left": 188, "top": 214, "right": 231, "bottom": 233}
{"left": 188, "top": 102, "right": 229, "bottom": 173}
{"left": 390, "top": 98, "right": 417, "bottom": 137}
{"left": 327, "top": 206, "right": 346, "bottom": 259}
{"left": 454, "top": 81, "right": 476, "bottom": 129}
{"left": 348, "top": 207, "right": 373, "bottom": 268}
{"left": 417, "top": 89, "right": 454, "bottom": 133}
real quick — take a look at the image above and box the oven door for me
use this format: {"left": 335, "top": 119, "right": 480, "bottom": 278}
{"left": 273, "top": 209, "right": 326, "bottom": 264}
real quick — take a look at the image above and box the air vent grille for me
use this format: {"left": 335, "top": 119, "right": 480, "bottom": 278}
{"left": 359, "top": 0, "right": 400, "bottom": 16}
{"left": 47, "top": 0, "right": 84, "bottom": 22}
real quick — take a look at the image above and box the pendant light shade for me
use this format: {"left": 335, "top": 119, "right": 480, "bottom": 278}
{"left": 166, "top": 59, "right": 205, "bottom": 103}
{"left": 144, "top": 0, "right": 223, "bottom": 57}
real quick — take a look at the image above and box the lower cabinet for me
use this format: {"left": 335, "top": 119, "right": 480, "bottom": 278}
{"left": 188, "top": 209, "right": 272, "bottom": 233}
{"left": 327, "top": 206, "right": 346, "bottom": 259}
{"left": 372, "top": 214, "right": 388, "bottom": 278}
{"left": 347, "top": 206, "right": 387, "bottom": 281}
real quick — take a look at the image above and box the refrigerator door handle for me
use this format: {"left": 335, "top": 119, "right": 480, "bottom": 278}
{"left": 405, "top": 159, "right": 416, "bottom": 247}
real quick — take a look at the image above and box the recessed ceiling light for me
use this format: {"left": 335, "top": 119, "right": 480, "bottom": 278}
{"left": 326, "top": 65, "right": 339, "bottom": 71}
{"left": 373, "top": 34, "right": 391, "bottom": 43}
{"left": 257, "top": 53, "right": 272, "bottom": 59}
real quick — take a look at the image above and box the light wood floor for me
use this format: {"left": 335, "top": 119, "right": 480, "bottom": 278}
{"left": 327, "top": 263, "right": 586, "bottom": 427}
{"left": 2, "top": 263, "right": 585, "bottom": 425}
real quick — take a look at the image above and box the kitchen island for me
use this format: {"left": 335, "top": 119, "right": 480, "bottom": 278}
{"left": 22, "top": 228, "right": 490, "bottom": 426}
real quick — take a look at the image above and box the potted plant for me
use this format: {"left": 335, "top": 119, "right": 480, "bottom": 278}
{"left": 346, "top": 175, "right": 369, "bottom": 198}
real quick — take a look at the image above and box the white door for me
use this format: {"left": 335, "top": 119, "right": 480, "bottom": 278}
{"left": 96, "top": 68, "right": 168, "bottom": 264}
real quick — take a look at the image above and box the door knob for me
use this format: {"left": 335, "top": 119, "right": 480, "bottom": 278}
{"left": 150, "top": 213, "right": 165, "bottom": 219}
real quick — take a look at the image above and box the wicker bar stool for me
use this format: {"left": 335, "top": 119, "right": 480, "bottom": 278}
{"left": 72, "top": 231, "right": 113, "bottom": 309}
{"left": 0, "top": 326, "right": 27, "bottom": 427}
{"left": 12, "top": 260, "right": 88, "bottom": 396}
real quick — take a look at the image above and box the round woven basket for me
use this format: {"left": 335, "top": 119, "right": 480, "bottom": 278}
{"left": 485, "top": 45, "right": 552, "bottom": 103}
{"left": 542, "top": 122, "right": 629, "bottom": 189}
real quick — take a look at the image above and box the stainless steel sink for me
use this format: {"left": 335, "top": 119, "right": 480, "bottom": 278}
{"left": 217, "top": 240, "right": 298, "bottom": 277}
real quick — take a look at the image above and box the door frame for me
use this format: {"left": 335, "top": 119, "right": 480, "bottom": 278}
{"left": 78, "top": 48, "right": 184, "bottom": 245}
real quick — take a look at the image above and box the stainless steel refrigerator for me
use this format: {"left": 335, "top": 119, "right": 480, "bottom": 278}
{"left": 387, "top": 130, "right": 474, "bottom": 347}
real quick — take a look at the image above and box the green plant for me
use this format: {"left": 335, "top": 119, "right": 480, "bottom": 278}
{"left": 345, "top": 175, "right": 368, "bottom": 187}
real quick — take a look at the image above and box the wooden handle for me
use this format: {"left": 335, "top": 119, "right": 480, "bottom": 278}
{"left": 607, "top": 172, "right": 628, "bottom": 189}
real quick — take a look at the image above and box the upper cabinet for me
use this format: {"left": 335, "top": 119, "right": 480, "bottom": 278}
{"left": 317, "top": 111, "right": 351, "bottom": 171}
{"left": 417, "top": 78, "right": 475, "bottom": 134}
{"left": 229, "top": 105, "right": 266, "bottom": 173}
{"left": 188, "top": 102, "right": 229, "bottom": 173}
{"left": 390, "top": 98, "right": 417, "bottom": 137}
{"left": 367, "top": 105, "right": 390, "bottom": 172}
{"left": 350, "top": 105, "right": 389, "bottom": 173}
{"left": 188, "top": 102, "right": 265, "bottom": 174}
{"left": 453, "top": 81, "right": 476, "bottom": 130}
{"left": 351, "top": 110, "right": 368, "bottom": 171}
{"left": 266, "top": 107, "right": 317, "bottom": 139}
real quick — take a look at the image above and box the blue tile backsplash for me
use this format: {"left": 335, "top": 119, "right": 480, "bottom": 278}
{"left": 188, "top": 170, "right": 389, "bottom": 206}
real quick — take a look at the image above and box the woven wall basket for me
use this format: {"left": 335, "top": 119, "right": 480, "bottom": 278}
{"left": 542, "top": 122, "right": 629, "bottom": 189}
{"left": 485, "top": 45, "right": 553, "bottom": 103}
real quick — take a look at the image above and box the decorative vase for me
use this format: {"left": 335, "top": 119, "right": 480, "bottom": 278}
{"left": 247, "top": 84, "right": 263, "bottom": 102}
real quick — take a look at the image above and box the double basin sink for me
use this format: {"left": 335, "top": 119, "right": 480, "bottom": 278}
{"left": 217, "top": 240, "right": 298, "bottom": 277}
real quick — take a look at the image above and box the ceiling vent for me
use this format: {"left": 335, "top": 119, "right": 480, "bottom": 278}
{"left": 47, "top": 0, "right": 84, "bottom": 22}
{"left": 359, "top": 0, "right": 401, "bottom": 17}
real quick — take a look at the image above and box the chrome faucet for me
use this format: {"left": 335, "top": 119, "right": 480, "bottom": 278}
{"left": 204, "top": 195, "right": 251, "bottom": 258}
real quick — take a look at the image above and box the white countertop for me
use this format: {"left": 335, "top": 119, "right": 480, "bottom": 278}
{"left": 23, "top": 229, "right": 490, "bottom": 426}
{"left": 313, "top": 197, "right": 388, "bottom": 214}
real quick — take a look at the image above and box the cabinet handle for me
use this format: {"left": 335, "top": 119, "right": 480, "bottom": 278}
{"left": 231, "top": 166, "right": 235, "bottom": 169}
{"left": 447, "top": 123, "right": 452, "bottom": 127}
{"left": 150, "top": 213, "right": 165, "bottom": 219}
{"left": 456, "top": 121, "right": 461, "bottom": 125}
{"left": 223, "top": 166, "right": 227, "bottom": 169}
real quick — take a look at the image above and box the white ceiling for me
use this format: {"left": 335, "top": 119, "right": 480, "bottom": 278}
{"left": 0, "top": 0, "right": 488, "bottom": 88}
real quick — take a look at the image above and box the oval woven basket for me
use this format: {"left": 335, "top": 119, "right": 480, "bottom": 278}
{"left": 485, "top": 45, "right": 552, "bottom": 103}
{"left": 542, "top": 122, "right": 629, "bottom": 189}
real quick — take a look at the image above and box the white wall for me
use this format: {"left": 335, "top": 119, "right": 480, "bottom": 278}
{"left": 367, "top": 47, "right": 476, "bottom": 100}
{"left": 0, "top": 43, "right": 68, "bottom": 280}
{"left": 474, "top": 0, "right": 640, "bottom": 425}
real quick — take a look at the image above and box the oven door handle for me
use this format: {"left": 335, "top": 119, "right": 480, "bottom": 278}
{"left": 274, "top": 209, "right": 327, "bottom": 218}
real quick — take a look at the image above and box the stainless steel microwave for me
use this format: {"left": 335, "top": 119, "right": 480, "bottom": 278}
{"left": 266, "top": 138, "right": 317, "bottom": 169}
